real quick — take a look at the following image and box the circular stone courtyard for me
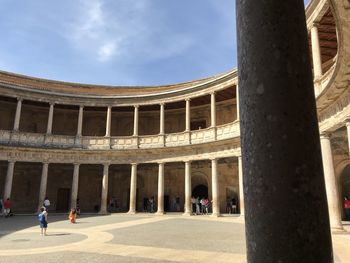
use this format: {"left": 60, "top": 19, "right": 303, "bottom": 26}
{"left": 0, "top": 214, "right": 349, "bottom": 262}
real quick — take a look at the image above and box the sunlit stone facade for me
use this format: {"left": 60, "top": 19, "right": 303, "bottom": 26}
{"left": 0, "top": 0, "right": 349, "bottom": 227}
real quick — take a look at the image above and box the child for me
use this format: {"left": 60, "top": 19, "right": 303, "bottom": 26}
{"left": 68, "top": 208, "right": 77, "bottom": 223}
{"left": 38, "top": 206, "right": 48, "bottom": 236}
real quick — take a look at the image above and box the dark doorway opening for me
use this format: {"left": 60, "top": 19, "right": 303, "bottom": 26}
{"left": 164, "top": 195, "right": 170, "bottom": 212}
{"left": 192, "top": 184, "right": 208, "bottom": 199}
{"left": 56, "top": 188, "right": 70, "bottom": 212}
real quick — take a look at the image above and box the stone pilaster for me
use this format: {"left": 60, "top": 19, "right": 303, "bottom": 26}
{"left": 38, "top": 162, "right": 49, "bottom": 211}
{"left": 99, "top": 163, "right": 110, "bottom": 214}
{"left": 346, "top": 120, "right": 350, "bottom": 156}
{"left": 13, "top": 98, "right": 22, "bottom": 131}
{"left": 311, "top": 22, "right": 323, "bottom": 80}
{"left": 46, "top": 103, "right": 54, "bottom": 134}
{"left": 77, "top": 106, "right": 84, "bottom": 136}
{"left": 70, "top": 163, "right": 80, "bottom": 209}
{"left": 211, "top": 158, "right": 220, "bottom": 217}
{"left": 210, "top": 92, "right": 216, "bottom": 127}
{"left": 133, "top": 105, "right": 139, "bottom": 136}
{"left": 3, "top": 161, "right": 15, "bottom": 200}
{"left": 105, "top": 106, "right": 112, "bottom": 137}
{"left": 320, "top": 134, "right": 344, "bottom": 231}
{"left": 156, "top": 162, "right": 165, "bottom": 215}
{"left": 128, "top": 163, "right": 137, "bottom": 214}
{"left": 183, "top": 161, "right": 192, "bottom": 216}
{"left": 185, "top": 99, "right": 191, "bottom": 132}
{"left": 160, "top": 103, "right": 165, "bottom": 135}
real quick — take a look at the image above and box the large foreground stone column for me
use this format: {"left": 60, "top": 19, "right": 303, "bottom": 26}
{"left": 99, "top": 163, "right": 110, "bottom": 214}
{"left": 320, "top": 134, "right": 344, "bottom": 231}
{"left": 236, "top": 1, "right": 332, "bottom": 262}
{"left": 3, "top": 161, "right": 15, "bottom": 200}
{"left": 38, "top": 162, "right": 49, "bottom": 211}
{"left": 128, "top": 163, "right": 137, "bottom": 214}
{"left": 156, "top": 162, "right": 165, "bottom": 215}
{"left": 183, "top": 161, "right": 192, "bottom": 215}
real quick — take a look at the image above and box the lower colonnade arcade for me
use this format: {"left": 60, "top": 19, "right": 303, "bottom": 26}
{"left": 0, "top": 157, "right": 243, "bottom": 216}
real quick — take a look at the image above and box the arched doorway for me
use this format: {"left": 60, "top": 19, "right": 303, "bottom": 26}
{"left": 340, "top": 164, "right": 350, "bottom": 220}
{"left": 192, "top": 184, "right": 208, "bottom": 199}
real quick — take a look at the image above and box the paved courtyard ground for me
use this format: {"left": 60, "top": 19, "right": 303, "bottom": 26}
{"left": 0, "top": 213, "right": 349, "bottom": 262}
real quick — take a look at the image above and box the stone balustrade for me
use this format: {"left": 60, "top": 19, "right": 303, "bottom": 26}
{"left": 0, "top": 121, "right": 239, "bottom": 150}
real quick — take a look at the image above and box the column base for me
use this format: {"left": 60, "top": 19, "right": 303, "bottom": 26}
{"left": 182, "top": 212, "right": 192, "bottom": 216}
{"left": 98, "top": 210, "right": 108, "bottom": 215}
{"left": 127, "top": 210, "right": 136, "bottom": 215}
{"left": 211, "top": 213, "right": 221, "bottom": 217}
{"left": 155, "top": 211, "right": 165, "bottom": 215}
{"left": 331, "top": 226, "right": 345, "bottom": 233}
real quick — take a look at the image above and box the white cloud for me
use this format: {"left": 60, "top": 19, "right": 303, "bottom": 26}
{"left": 98, "top": 41, "right": 117, "bottom": 62}
{"left": 62, "top": 0, "right": 193, "bottom": 64}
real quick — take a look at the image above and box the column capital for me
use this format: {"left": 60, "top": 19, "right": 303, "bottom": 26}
{"left": 210, "top": 157, "right": 218, "bottom": 162}
{"left": 16, "top": 97, "right": 23, "bottom": 102}
{"left": 103, "top": 162, "right": 111, "bottom": 167}
{"left": 8, "top": 160, "right": 16, "bottom": 164}
{"left": 160, "top": 102, "right": 165, "bottom": 107}
{"left": 210, "top": 91, "right": 216, "bottom": 95}
{"left": 79, "top": 105, "right": 84, "bottom": 109}
{"left": 73, "top": 163, "right": 80, "bottom": 167}
{"left": 134, "top": 105, "right": 140, "bottom": 109}
{"left": 158, "top": 162, "right": 165, "bottom": 165}
{"left": 320, "top": 132, "right": 331, "bottom": 139}
{"left": 184, "top": 160, "right": 192, "bottom": 164}
{"left": 131, "top": 163, "right": 138, "bottom": 167}
{"left": 49, "top": 102, "right": 55, "bottom": 106}
{"left": 42, "top": 161, "right": 50, "bottom": 165}
{"left": 312, "top": 21, "right": 320, "bottom": 28}
{"left": 345, "top": 119, "right": 350, "bottom": 127}
{"left": 185, "top": 98, "right": 191, "bottom": 102}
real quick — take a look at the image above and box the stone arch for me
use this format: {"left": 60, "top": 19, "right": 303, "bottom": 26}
{"left": 336, "top": 159, "right": 350, "bottom": 219}
{"left": 191, "top": 171, "right": 209, "bottom": 199}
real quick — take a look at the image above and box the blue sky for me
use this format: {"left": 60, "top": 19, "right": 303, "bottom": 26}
{"left": 0, "top": 0, "right": 310, "bottom": 86}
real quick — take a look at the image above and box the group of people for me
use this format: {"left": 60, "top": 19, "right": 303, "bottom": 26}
{"left": 37, "top": 197, "right": 80, "bottom": 236}
{"left": 0, "top": 198, "right": 12, "bottom": 217}
{"left": 143, "top": 196, "right": 155, "bottom": 213}
{"left": 191, "top": 196, "right": 210, "bottom": 215}
{"left": 226, "top": 197, "right": 238, "bottom": 214}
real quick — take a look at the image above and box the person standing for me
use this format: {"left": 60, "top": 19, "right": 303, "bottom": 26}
{"left": 0, "top": 199, "right": 3, "bottom": 216}
{"left": 69, "top": 208, "right": 77, "bottom": 223}
{"left": 43, "top": 197, "right": 50, "bottom": 212}
{"left": 38, "top": 206, "right": 48, "bottom": 236}
{"left": 3, "top": 198, "right": 11, "bottom": 217}
{"left": 344, "top": 196, "right": 350, "bottom": 220}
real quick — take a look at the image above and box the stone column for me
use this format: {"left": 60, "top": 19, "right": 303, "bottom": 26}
{"left": 38, "top": 162, "right": 49, "bottom": 211}
{"left": 236, "top": 85, "right": 240, "bottom": 121}
{"left": 320, "top": 134, "right": 344, "bottom": 231}
{"left": 156, "top": 162, "right": 165, "bottom": 215}
{"left": 105, "top": 106, "right": 112, "bottom": 137}
{"left": 211, "top": 158, "right": 220, "bottom": 217}
{"left": 3, "top": 161, "right": 15, "bottom": 200}
{"left": 346, "top": 120, "right": 350, "bottom": 155}
{"left": 236, "top": 1, "right": 332, "bottom": 261}
{"left": 160, "top": 103, "right": 165, "bottom": 135}
{"left": 210, "top": 92, "right": 216, "bottom": 127}
{"left": 183, "top": 161, "right": 192, "bottom": 215}
{"left": 46, "top": 103, "right": 54, "bottom": 134}
{"left": 13, "top": 98, "right": 22, "bottom": 131}
{"left": 185, "top": 99, "right": 191, "bottom": 132}
{"left": 311, "top": 23, "right": 323, "bottom": 80}
{"left": 77, "top": 106, "right": 84, "bottom": 136}
{"left": 71, "top": 163, "right": 80, "bottom": 209}
{"left": 99, "top": 163, "right": 110, "bottom": 214}
{"left": 238, "top": 156, "right": 244, "bottom": 216}
{"left": 133, "top": 105, "right": 139, "bottom": 136}
{"left": 128, "top": 163, "right": 137, "bottom": 214}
